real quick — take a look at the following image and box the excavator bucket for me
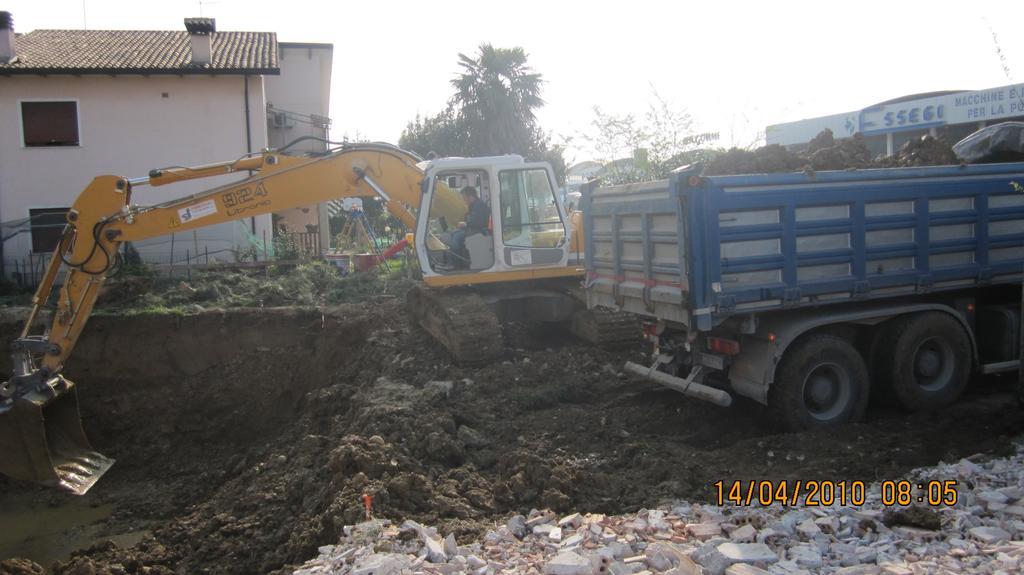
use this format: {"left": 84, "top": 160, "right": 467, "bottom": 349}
{"left": 0, "top": 379, "right": 113, "bottom": 495}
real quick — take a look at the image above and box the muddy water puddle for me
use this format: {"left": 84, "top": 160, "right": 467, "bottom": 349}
{"left": 0, "top": 495, "right": 146, "bottom": 569}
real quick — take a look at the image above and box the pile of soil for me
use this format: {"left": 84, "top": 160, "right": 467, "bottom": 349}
{"left": 885, "top": 134, "right": 961, "bottom": 167}
{"left": 703, "top": 129, "right": 960, "bottom": 176}
{"left": 0, "top": 301, "right": 1020, "bottom": 574}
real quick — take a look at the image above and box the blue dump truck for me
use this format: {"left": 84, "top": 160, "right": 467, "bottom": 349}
{"left": 583, "top": 162, "right": 1024, "bottom": 429}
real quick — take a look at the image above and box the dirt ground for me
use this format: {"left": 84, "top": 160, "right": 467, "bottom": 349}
{"left": 0, "top": 301, "right": 1021, "bottom": 575}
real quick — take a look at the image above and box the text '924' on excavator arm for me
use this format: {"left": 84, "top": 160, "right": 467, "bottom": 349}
{"left": 0, "top": 142, "right": 427, "bottom": 494}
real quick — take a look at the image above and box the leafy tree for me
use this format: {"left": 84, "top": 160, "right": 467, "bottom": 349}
{"left": 399, "top": 108, "right": 468, "bottom": 159}
{"left": 451, "top": 44, "right": 543, "bottom": 156}
{"left": 399, "top": 44, "right": 566, "bottom": 185}
{"left": 580, "top": 90, "right": 716, "bottom": 184}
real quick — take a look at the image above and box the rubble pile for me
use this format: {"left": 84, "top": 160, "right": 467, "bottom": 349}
{"left": 293, "top": 440, "right": 1024, "bottom": 575}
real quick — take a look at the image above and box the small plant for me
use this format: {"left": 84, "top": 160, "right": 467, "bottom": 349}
{"left": 233, "top": 244, "right": 259, "bottom": 263}
{"left": 272, "top": 234, "right": 302, "bottom": 261}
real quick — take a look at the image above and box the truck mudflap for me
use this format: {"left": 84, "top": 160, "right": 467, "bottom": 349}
{"left": 624, "top": 360, "right": 732, "bottom": 407}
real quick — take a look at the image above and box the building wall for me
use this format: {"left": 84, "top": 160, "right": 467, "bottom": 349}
{"left": 0, "top": 74, "right": 272, "bottom": 275}
{"left": 264, "top": 43, "right": 333, "bottom": 248}
{"left": 767, "top": 82, "right": 1024, "bottom": 153}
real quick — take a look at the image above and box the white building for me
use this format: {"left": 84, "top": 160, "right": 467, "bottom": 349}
{"left": 767, "top": 83, "right": 1024, "bottom": 155}
{"left": 565, "top": 161, "right": 602, "bottom": 194}
{"left": 0, "top": 13, "right": 278, "bottom": 280}
{"left": 264, "top": 42, "right": 334, "bottom": 252}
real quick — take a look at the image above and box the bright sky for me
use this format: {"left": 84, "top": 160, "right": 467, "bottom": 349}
{"left": 8, "top": 0, "right": 1024, "bottom": 163}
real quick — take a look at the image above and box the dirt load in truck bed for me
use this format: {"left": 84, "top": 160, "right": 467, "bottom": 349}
{"left": 704, "top": 129, "right": 961, "bottom": 176}
{"left": 0, "top": 298, "right": 1020, "bottom": 574}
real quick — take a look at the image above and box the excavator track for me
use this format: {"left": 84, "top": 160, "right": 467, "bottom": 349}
{"left": 406, "top": 285, "right": 505, "bottom": 366}
{"left": 571, "top": 306, "right": 642, "bottom": 348}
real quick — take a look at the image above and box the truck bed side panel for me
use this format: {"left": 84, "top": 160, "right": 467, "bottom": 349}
{"left": 693, "top": 163, "right": 1024, "bottom": 329}
{"left": 584, "top": 163, "right": 1024, "bottom": 331}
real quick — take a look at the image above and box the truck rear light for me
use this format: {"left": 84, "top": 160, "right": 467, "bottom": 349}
{"left": 707, "top": 336, "right": 740, "bottom": 356}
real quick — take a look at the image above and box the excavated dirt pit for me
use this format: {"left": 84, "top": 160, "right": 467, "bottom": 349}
{"left": 0, "top": 302, "right": 1021, "bottom": 574}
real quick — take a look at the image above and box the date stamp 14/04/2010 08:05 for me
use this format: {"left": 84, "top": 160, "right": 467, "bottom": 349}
{"left": 713, "top": 480, "right": 959, "bottom": 508}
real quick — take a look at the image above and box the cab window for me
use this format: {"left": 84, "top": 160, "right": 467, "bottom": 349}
{"left": 498, "top": 169, "right": 564, "bottom": 248}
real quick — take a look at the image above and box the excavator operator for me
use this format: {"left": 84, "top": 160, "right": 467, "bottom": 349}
{"left": 450, "top": 186, "right": 490, "bottom": 266}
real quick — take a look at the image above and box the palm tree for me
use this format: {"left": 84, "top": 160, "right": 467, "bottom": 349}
{"left": 451, "top": 44, "right": 544, "bottom": 156}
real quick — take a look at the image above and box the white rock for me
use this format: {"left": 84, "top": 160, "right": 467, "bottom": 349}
{"left": 716, "top": 542, "right": 778, "bottom": 564}
{"left": 559, "top": 513, "right": 583, "bottom": 528}
{"left": 956, "top": 458, "right": 984, "bottom": 477}
{"left": 756, "top": 528, "right": 784, "bottom": 544}
{"left": 647, "top": 509, "right": 670, "bottom": 531}
{"left": 644, "top": 542, "right": 683, "bottom": 571}
{"left": 544, "top": 551, "right": 594, "bottom": 575}
{"left": 534, "top": 524, "right": 556, "bottom": 536}
{"left": 561, "top": 534, "right": 584, "bottom": 548}
{"left": 968, "top": 525, "right": 1011, "bottom": 544}
{"left": 855, "top": 546, "right": 878, "bottom": 564}
{"left": 351, "top": 553, "right": 412, "bottom": 575}
{"left": 608, "top": 541, "right": 633, "bottom": 559}
{"left": 424, "top": 536, "right": 447, "bottom": 563}
{"left": 834, "top": 566, "right": 881, "bottom": 575}
{"left": 731, "top": 524, "right": 756, "bottom": 543}
{"left": 1002, "top": 505, "right": 1024, "bottom": 517}
{"left": 788, "top": 545, "right": 822, "bottom": 569}
{"left": 879, "top": 562, "right": 913, "bottom": 575}
{"left": 443, "top": 533, "right": 458, "bottom": 556}
{"left": 999, "top": 485, "right": 1024, "bottom": 501}
{"left": 796, "top": 518, "right": 821, "bottom": 539}
{"left": 688, "top": 523, "right": 723, "bottom": 540}
{"left": 402, "top": 519, "right": 437, "bottom": 540}
{"left": 814, "top": 516, "right": 838, "bottom": 534}
{"left": 609, "top": 561, "right": 644, "bottom": 575}
{"left": 726, "top": 564, "right": 771, "bottom": 575}
{"left": 549, "top": 527, "right": 563, "bottom": 542}
{"left": 693, "top": 545, "right": 733, "bottom": 575}
{"left": 891, "top": 526, "right": 939, "bottom": 540}
{"left": 830, "top": 542, "right": 858, "bottom": 566}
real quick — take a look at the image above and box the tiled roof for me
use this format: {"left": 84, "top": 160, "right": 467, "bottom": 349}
{"left": 0, "top": 29, "right": 278, "bottom": 75}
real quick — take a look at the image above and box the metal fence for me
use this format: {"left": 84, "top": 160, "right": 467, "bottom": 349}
{"left": 3, "top": 253, "right": 51, "bottom": 290}
{"left": 286, "top": 231, "right": 321, "bottom": 258}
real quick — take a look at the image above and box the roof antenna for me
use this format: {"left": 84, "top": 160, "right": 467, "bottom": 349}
{"left": 198, "top": 0, "right": 220, "bottom": 17}
{"left": 82, "top": 0, "right": 87, "bottom": 29}
{"left": 983, "top": 17, "right": 1015, "bottom": 83}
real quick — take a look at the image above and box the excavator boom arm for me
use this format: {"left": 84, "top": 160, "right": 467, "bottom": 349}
{"left": 0, "top": 143, "right": 442, "bottom": 494}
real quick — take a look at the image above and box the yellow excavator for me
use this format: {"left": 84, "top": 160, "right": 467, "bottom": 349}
{"left": 0, "top": 142, "right": 635, "bottom": 495}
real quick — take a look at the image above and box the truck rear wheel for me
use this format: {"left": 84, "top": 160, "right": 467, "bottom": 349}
{"left": 769, "top": 335, "right": 870, "bottom": 430}
{"left": 874, "top": 312, "right": 971, "bottom": 411}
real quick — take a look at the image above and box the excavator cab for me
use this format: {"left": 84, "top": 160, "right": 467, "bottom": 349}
{"left": 415, "top": 155, "right": 571, "bottom": 280}
{"left": 422, "top": 169, "right": 495, "bottom": 271}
